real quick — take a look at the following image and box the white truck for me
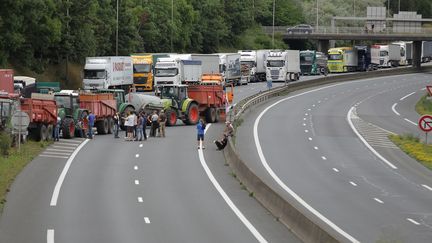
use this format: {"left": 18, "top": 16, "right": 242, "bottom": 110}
{"left": 83, "top": 56, "right": 133, "bottom": 90}
{"left": 154, "top": 55, "right": 202, "bottom": 89}
{"left": 422, "top": 41, "right": 432, "bottom": 63}
{"left": 217, "top": 53, "right": 241, "bottom": 85}
{"left": 371, "top": 44, "right": 401, "bottom": 68}
{"left": 238, "top": 50, "right": 256, "bottom": 84}
{"left": 266, "top": 50, "right": 301, "bottom": 82}
{"left": 255, "top": 50, "right": 270, "bottom": 82}
{"left": 392, "top": 41, "right": 413, "bottom": 66}
{"left": 191, "top": 54, "right": 220, "bottom": 74}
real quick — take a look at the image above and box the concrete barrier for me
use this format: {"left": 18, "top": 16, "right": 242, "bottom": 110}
{"left": 224, "top": 66, "right": 432, "bottom": 243}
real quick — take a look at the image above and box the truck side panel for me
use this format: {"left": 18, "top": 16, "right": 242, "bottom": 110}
{"left": 79, "top": 93, "right": 117, "bottom": 120}
{"left": 0, "top": 69, "right": 14, "bottom": 93}
{"left": 286, "top": 50, "right": 301, "bottom": 73}
{"left": 20, "top": 98, "right": 57, "bottom": 125}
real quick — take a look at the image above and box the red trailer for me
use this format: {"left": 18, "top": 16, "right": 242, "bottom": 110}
{"left": 187, "top": 82, "right": 227, "bottom": 123}
{"left": 20, "top": 98, "right": 58, "bottom": 141}
{"left": 0, "top": 69, "right": 14, "bottom": 94}
{"left": 79, "top": 93, "right": 117, "bottom": 135}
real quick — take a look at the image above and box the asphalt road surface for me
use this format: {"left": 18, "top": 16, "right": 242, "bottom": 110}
{"left": 237, "top": 72, "right": 432, "bottom": 242}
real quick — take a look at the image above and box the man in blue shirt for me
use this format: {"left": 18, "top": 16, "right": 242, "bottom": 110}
{"left": 197, "top": 119, "right": 206, "bottom": 149}
{"left": 87, "top": 111, "right": 95, "bottom": 139}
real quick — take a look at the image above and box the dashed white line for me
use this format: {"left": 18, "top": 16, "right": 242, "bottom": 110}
{"left": 314, "top": 146, "right": 318, "bottom": 150}
{"left": 134, "top": 166, "right": 138, "bottom": 170}
{"left": 138, "top": 197, "right": 143, "bottom": 203}
{"left": 305, "top": 129, "right": 309, "bottom": 133}
{"left": 421, "top": 87, "right": 426, "bottom": 90}
{"left": 144, "top": 217, "right": 151, "bottom": 224}
{"left": 321, "top": 156, "right": 327, "bottom": 160}
{"left": 46, "top": 148, "right": 74, "bottom": 152}
{"left": 47, "top": 229, "right": 54, "bottom": 243}
{"left": 318, "top": 101, "right": 321, "bottom": 103}
{"left": 374, "top": 198, "right": 384, "bottom": 204}
{"left": 332, "top": 168, "right": 339, "bottom": 172}
{"left": 308, "top": 137, "right": 313, "bottom": 141}
{"left": 404, "top": 118, "right": 417, "bottom": 126}
{"left": 305, "top": 113, "right": 308, "bottom": 116}
{"left": 303, "top": 118, "right": 307, "bottom": 121}
{"left": 139, "top": 144, "right": 143, "bottom": 148}
{"left": 135, "top": 180, "right": 139, "bottom": 185}
{"left": 407, "top": 218, "right": 421, "bottom": 225}
{"left": 422, "top": 184, "right": 432, "bottom": 191}
{"left": 350, "top": 181, "right": 358, "bottom": 187}
{"left": 391, "top": 103, "right": 400, "bottom": 116}
{"left": 400, "top": 91, "right": 416, "bottom": 101}
{"left": 303, "top": 123, "right": 306, "bottom": 126}
{"left": 308, "top": 108, "right": 311, "bottom": 111}
{"left": 135, "top": 154, "right": 140, "bottom": 158}
{"left": 50, "top": 139, "right": 89, "bottom": 206}
{"left": 312, "top": 104, "right": 316, "bottom": 107}
{"left": 40, "top": 155, "right": 69, "bottom": 159}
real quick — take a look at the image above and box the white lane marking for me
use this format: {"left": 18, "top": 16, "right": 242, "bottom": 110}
{"left": 332, "top": 168, "right": 339, "bottom": 172}
{"left": 47, "top": 229, "right": 54, "bottom": 243}
{"left": 135, "top": 180, "right": 139, "bottom": 185}
{"left": 303, "top": 118, "right": 307, "bottom": 121}
{"left": 400, "top": 91, "right": 416, "bottom": 101}
{"left": 407, "top": 218, "right": 421, "bottom": 225}
{"left": 350, "top": 181, "right": 358, "bottom": 187}
{"left": 135, "top": 154, "right": 140, "bottom": 158}
{"left": 199, "top": 124, "right": 267, "bottom": 243}
{"left": 391, "top": 103, "right": 400, "bottom": 116}
{"left": 56, "top": 140, "right": 82, "bottom": 144}
{"left": 46, "top": 148, "right": 74, "bottom": 153}
{"left": 305, "top": 113, "right": 308, "bottom": 116}
{"left": 305, "top": 130, "right": 309, "bottom": 133}
{"left": 321, "top": 156, "right": 327, "bottom": 160}
{"left": 139, "top": 144, "right": 143, "bottom": 148}
{"left": 138, "top": 197, "right": 143, "bottom": 203}
{"left": 421, "top": 87, "right": 426, "bottom": 90}
{"left": 312, "top": 104, "right": 316, "bottom": 107}
{"left": 144, "top": 217, "right": 151, "bottom": 224}
{"left": 254, "top": 90, "right": 359, "bottom": 243}
{"left": 42, "top": 151, "right": 70, "bottom": 156}
{"left": 308, "top": 108, "right": 311, "bottom": 111}
{"left": 303, "top": 123, "right": 306, "bottom": 126}
{"left": 404, "top": 118, "right": 417, "bottom": 126}
{"left": 347, "top": 107, "right": 398, "bottom": 170}
{"left": 318, "top": 100, "right": 321, "bottom": 103}
{"left": 134, "top": 166, "right": 138, "bottom": 170}
{"left": 374, "top": 198, "right": 384, "bottom": 204}
{"left": 308, "top": 137, "right": 313, "bottom": 141}
{"left": 314, "top": 146, "right": 318, "bottom": 150}
{"left": 422, "top": 184, "right": 432, "bottom": 191}
{"left": 40, "top": 155, "right": 69, "bottom": 159}
{"left": 50, "top": 139, "right": 90, "bottom": 206}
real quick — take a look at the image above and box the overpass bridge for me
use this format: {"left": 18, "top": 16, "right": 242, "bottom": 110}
{"left": 263, "top": 26, "right": 432, "bottom": 68}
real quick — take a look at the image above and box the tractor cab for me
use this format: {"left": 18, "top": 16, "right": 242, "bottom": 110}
{"left": 0, "top": 92, "right": 20, "bottom": 130}
{"left": 159, "top": 84, "right": 188, "bottom": 103}
{"left": 54, "top": 91, "right": 79, "bottom": 118}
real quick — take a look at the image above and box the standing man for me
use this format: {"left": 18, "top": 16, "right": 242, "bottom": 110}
{"left": 158, "top": 110, "right": 167, "bottom": 137}
{"left": 142, "top": 112, "right": 148, "bottom": 141}
{"left": 87, "top": 110, "right": 95, "bottom": 139}
{"left": 197, "top": 118, "right": 206, "bottom": 149}
{"left": 54, "top": 116, "right": 61, "bottom": 141}
{"left": 150, "top": 111, "right": 159, "bottom": 137}
{"left": 113, "top": 112, "right": 120, "bottom": 138}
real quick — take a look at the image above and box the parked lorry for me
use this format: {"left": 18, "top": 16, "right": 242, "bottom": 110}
{"left": 154, "top": 55, "right": 202, "bottom": 90}
{"left": 83, "top": 56, "right": 133, "bottom": 90}
{"left": 0, "top": 71, "right": 20, "bottom": 131}
{"left": 238, "top": 50, "right": 256, "bottom": 83}
{"left": 354, "top": 46, "right": 372, "bottom": 71}
{"left": 132, "top": 53, "right": 170, "bottom": 92}
{"left": 392, "top": 41, "right": 412, "bottom": 66}
{"left": 255, "top": 50, "right": 270, "bottom": 82}
{"left": 217, "top": 53, "right": 241, "bottom": 86}
{"left": 300, "top": 50, "right": 328, "bottom": 75}
{"left": 422, "top": 41, "right": 432, "bottom": 63}
{"left": 191, "top": 54, "right": 220, "bottom": 74}
{"left": 371, "top": 44, "right": 401, "bottom": 68}
{"left": 0, "top": 69, "right": 14, "bottom": 94}
{"left": 266, "top": 50, "right": 301, "bottom": 82}
{"left": 328, "top": 47, "right": 358, "bottom": 73}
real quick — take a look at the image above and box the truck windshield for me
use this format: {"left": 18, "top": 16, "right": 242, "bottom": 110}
{"left": 84, "top": 69, "right": 106, "bottom": 79}
{"left": 241, "top": 61, "right": 255, "bottom": 68}
{"left": 155, "top": 68, "right": 178, "bottom": 77}
{"left": 54, "top": 95, "right": 71, "bottom": 108}
{"left": 328, "top": 54, "right": 342, "bottom": 60}
{"left": 380, "top": 51, "right": 388, "bottom": 57}
{"left": 134, "top": 64, "right": 151, "bottom": 73}
{"left": 300, "top": 54, "right": 313, "bottom": 64}
{"left": 266, "top": 60, "right": 285, "bottom": 67}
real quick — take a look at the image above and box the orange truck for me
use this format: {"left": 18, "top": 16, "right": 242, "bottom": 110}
{"left": 79, "top": 92, "right": 117, "bottom": 135}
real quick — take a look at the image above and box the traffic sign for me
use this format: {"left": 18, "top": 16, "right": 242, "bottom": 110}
{"left": 418, "top": 115, "right": 432, "bottom": 132}
{"left": 11, "top": 111, "right": 30, "bottom": 132}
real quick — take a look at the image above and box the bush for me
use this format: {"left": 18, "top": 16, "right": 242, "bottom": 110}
{"left": 0, "top": 132, "right": 11, "bottom": 156}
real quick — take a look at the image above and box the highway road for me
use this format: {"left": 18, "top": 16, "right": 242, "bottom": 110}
{"left": 0, "top": 81, "right": 306, "bottom": 243}
{"left": 237, "top": 72, "right": 432, "bottom": 242}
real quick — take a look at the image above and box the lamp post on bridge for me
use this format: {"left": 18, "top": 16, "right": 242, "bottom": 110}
{"left": 272, "top": 0, "right": 275, "bottom": 48}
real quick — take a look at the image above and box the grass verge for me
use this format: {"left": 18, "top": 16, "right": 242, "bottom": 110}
{"left": 415, "top": 94, "right": 432, "bottom": 115}
{"left": 0, "top": 141, "right": 51, "bottom": 213}
{"left": 389, "top": 134, "right": 432, "bottom": 170}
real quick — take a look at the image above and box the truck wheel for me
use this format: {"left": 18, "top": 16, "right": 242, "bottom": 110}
{"left": 47, "top": 124, "right": 54, "bottom": 141}
{"left": 166, "top": 110, "right": 177, "bottom": 126}
{"left": 205, "top": 108, "right": 216, "bottom": 123}
{"left": 108, "top": 117, "right": 114, "bottom": 134}
{"left": 215, "top": 109, "right": 220, "bottom": 122}
{"left": 62, "top": 118, "right": 75, "bottom": 139}
{"left": 39, "top": 124, "right": 48, "bottom": 141}
{"left": 184, "top": 103, "right": 199, "bottom": 125}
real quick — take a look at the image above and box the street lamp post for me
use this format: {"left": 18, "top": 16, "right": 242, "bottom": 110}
{"left": 116, "top": 0, "right": 119, "bottom": 56}
{"left": 171, "top": 0, "right": 173, "bottom": 52}
{"left": 272, "top": 0, "right": 275, "bottom": 48}
{"left": 316, "top": 0, "right": 319, "bottom": 30}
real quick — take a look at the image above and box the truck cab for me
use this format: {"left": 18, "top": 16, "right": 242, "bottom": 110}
{"left": 154, "top": 57, "right": 201, "bottom": 93}
{"left": 328, "top": 47, "right": 358, "bottom": 73}
{"left": 132, "top": 55, "right": 153, "bottom": 92}
{"left": 266, "top": 50, "right": 300, "bottom": 82}
{"left": 0, "top": 92, "right": 20, "bottom": 131}
{"left": 238, "top": 50, "right": 256, "bottom": 83}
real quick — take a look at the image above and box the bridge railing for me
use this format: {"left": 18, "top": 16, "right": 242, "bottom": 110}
{"left": 263, "top": 26, "right": 432, "bottom": 35}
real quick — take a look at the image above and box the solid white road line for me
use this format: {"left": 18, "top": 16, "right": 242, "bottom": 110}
{"left": 407, "top": 218, "right": 421, "bottom": 225}
{"left": 422, "top": 184, "right": 432, "bottom": 191}
{"left": 347, "top": 107, "right": 398, "bottom": 170}
{"left": 374, "top": 198, "right": 384, "bottom": 204}
{"left": 50, "top": 139, "right": 89, "bottom": 206}
{"left": 198, "top": 124, "right": 267, "bottom": 243}
{"left": 144, "top": 217, "right": 151, "bottom": 224}
{"left": 47, "top": 229, "right": 54, "bottom": 243}
{"left": 404, "top": 118, "right": 417, "bottom": 126}
{"left": 254, "top": 86, "right": 360, "bottom": 243}
{"left": 134, "top": 166, "right": 138, "bottom": 170}
{"left": 138, "top": 197, "right": 143, "bottom": 203}
{"left": 350, "top": 181, "right": 358, "bottom": 187}
{"left": 400, "top": 91, "right": 416, "bottom": 101}
{"left": 391, "top": 103, "right": 400, "bottom": 116}
{"left": 40, "top": 155, "right": 69, "bottom": 159}
{"left": 135, "top": 180, "right": 139, "bottom": 185}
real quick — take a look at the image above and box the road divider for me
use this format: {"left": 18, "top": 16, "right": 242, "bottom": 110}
{"left": 223, "top": 66, "right": 432, "bottom": 242}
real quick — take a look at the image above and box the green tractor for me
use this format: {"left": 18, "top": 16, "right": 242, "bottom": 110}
{"left": 158, "top": 84, "right": 200, "bottom": 126}
{"left": 54, "top": 91, "right": 88, "bottom": 139}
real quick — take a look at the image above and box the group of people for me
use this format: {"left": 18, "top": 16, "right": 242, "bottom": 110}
{"left": 196, "top": 118, "right": 234, "bottom": 150}
{"left": 116, "top": 110, "right": 167, "bottom": 141}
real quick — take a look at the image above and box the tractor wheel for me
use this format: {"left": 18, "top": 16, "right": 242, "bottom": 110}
{"left": 108, "top": 117, "right": 114, "bottom": 134}
{"left": 62, "top": 118, "right": 75, "bottom": 139}
{"left": 41, "top": 124, "right": 48, "bottom": 141}
{"left": 184, "top": 103, "right": 199, "bottom": 125}
{"left": 165, "top": 109, "right": 177, "bottom": 126}
{"left": 205, "top": 108, "right": 216, "bottom": 123}
{"left": 47, "top": 124, "right": 54, "bottom": 141}
{"left": 215, "top": 109, "right": 221, "bottom": 123}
